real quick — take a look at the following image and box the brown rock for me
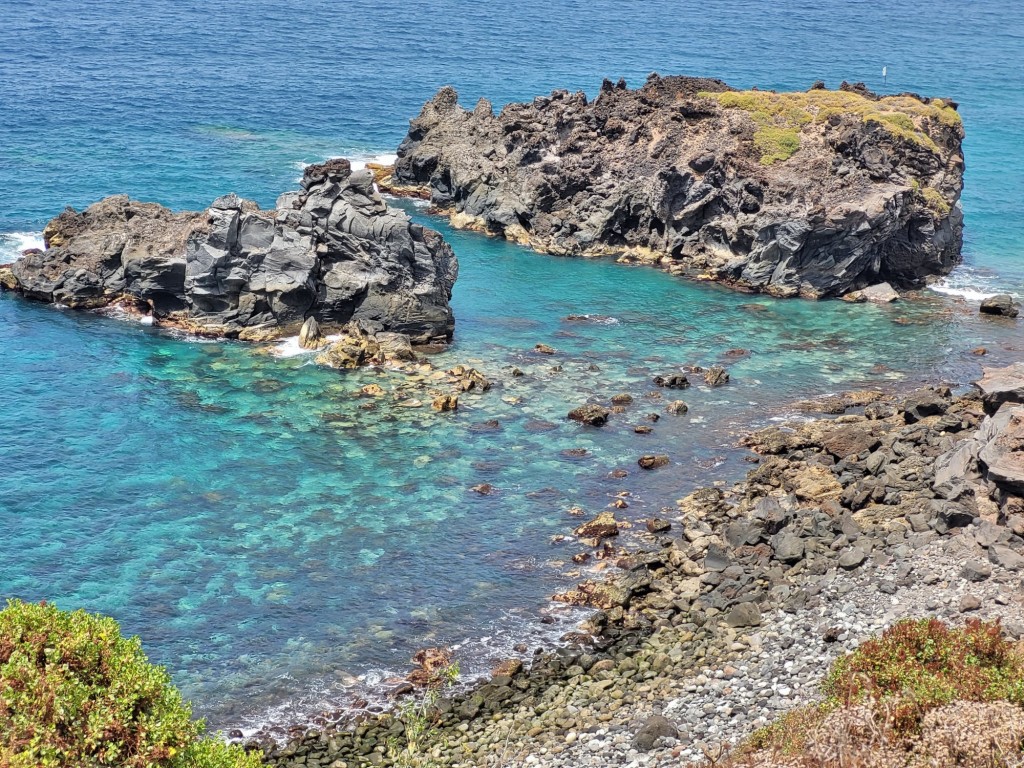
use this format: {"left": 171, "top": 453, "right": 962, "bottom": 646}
{"left": 821, "top": 425, "right": 881, "bottom": 458}
{"left": 298, "top": 316, "right": 325, "bottom": 350}
{"left": 573, "top": 511, "right": 619, "bottom": 540}
{"left": 534, "top": 343, "right": 556, "bottom": 355}
{"left": 704, "top": 365, "right": 730, "bottom": 387}
{"left": 432, "top": 394, "right": 458, "bottom": 411}
{"left": 638, "top": 454, "right": 670, "bottom": 470}
{"left": 568, "top": 403, "right": 612, "bottom": 426}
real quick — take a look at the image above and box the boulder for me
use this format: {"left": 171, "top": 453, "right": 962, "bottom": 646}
{"left": 432, "top": 394, "right": 458, "bottom": 412}
{"left": 638, "top": 454, "right": 670, "bottom": 470}
{"left": 666, "top": 400, "right": 689, "bottom": 415}
{"left": 903, "top": 388, "right": 948, "bottom": 423}
{"left": 298, "top": 316, "right": 324, "bottom": 349}
{"left": 0, "top": 266, "right": 16, "bottom": 291}
{"left": 573, "top": 512, "right": 619, "bottom": 540}
{"left": 844, "top": 282, "right": 900, "bottom": 303}
{"left": 391, "top": 76, "right": 964, "bottom": 298}
{"left": 821, "top": 426, "right": 881, "bottom": 459}
{"left": 976, "top": 363, "right": 1024, "bottom": 414}
{"left": 704, "top": 365, "right": 730, "bottom": 387}
{"left": 633, "top": 715, "right": 679, "bottom": 752}
{"left": 725, "top": 602, "right": 762, "bottom": 628}
{"left": 9, "top": 160, "right": 458, "bottom": 345}
{"left": 568, "top": 403, "right": 612, "bottom": 427}
{"left": 654, "top": 374, "right": 690, "bottom": 389}
{"left": 773, "top": 533, "right": 805, "bottom": 564}
{"left": 977, "top": 405, "right": 1024, "bottom": 495}
{"left": 980, "top": 294, "right": 1020, "bottom": 318}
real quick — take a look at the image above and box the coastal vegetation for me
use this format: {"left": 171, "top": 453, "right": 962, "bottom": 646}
{"left": 701, "top": 88, "right": 962, "bottom": 162}
{"left": 733, "top": 618, "right": 1024, "bottom": 766}
{"left": 0, "top": 599, "right": 260, "bottom": 768}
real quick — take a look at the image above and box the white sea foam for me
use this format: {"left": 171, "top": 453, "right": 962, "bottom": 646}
{"left": 270, "top": 333, "right": 342, "bottom": 358}
{"left": 929, "top": 267, "right": 1018, "bottom": 302}
{"left": 0, "top": 231, "right": 44, "bottom": 263}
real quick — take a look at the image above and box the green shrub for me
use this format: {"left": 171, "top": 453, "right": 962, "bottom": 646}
{"left": 0, "top": 599, "right": 260, "bottom": 768}
{"left": 823, "top": 618, "right": 1024, "bottom": 735}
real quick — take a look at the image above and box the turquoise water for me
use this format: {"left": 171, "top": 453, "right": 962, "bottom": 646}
{"left": 1, "top": 0, "right": 1023, "bottom": 732}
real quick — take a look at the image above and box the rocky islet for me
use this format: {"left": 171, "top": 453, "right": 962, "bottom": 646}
{"left": 383, "top": 74, "right": 965, "bottom": 299}
{"left": 3, "top": 159, "right": 458, "bottom": 346}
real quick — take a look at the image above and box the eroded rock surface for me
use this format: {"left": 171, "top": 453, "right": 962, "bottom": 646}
{"left": 387, "top": 75, "right": 964, "bottom": 298}
{"left": 8, "top": 159, "right": 458, "bottom": 342}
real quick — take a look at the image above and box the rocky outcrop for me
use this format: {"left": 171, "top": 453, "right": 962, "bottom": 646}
{"left": 386, "top": 74, "right": 965, "bottom": 298}
{"left": 8, "top": 159, "right": 458, "bottom": 342}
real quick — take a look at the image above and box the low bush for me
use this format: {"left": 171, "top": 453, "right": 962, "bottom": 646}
{"left": 0, "top": 599, "right": 260, "bottom": 768}
{"left": 727, "top": 619, "right": 1024, "bottom": 767}
{"left": 823, "top": 618, "right": 1024, "bottom": 735}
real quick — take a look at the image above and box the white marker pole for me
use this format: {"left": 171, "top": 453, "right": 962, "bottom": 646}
{"left": 883, "top": 66, "right": 888, "bottom": 89}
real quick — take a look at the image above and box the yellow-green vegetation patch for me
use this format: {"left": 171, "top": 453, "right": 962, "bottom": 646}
{"left": 920, "top": 185, "right": 951, "bottom": 215}
{"left": 701, "top": 88, "right": 961, "bottom": 159}
{"left": 753, "top": 126, "right": 802, "bottom": 165}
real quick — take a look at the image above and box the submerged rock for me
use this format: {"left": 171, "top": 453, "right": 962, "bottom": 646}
{"left": 568, "top": 403, "right": 612, "bottom": 426}
{"left": 9, "top": 160, "right": 458, "bottom": 343}
{"left": 389, "top": 75, "right": 964, "bottom": 298}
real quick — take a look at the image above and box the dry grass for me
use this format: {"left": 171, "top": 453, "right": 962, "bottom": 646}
{"left": 720, "top": 701, "right": 1024, "bottom": 768}
{"left": 715, "top": 620, "right": 1024, "bottom": 768}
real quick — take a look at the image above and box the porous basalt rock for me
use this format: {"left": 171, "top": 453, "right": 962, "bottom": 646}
{"left": 9, "top": 160, "right": 458, "bottom": 343}
{"left": 387, "top": 75, "right": 964, "bottom": 298}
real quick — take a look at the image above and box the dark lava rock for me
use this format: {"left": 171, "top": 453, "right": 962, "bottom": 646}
{"left": 633, "top": 715, "right": 679, "bottom": 752}
{"left": 11, "top": 161, "right": 458, "bottom": 341}
{"left": 903, "top": 388, "right": 948, "bottom": 423}
{"left": 568, "top": 403, "right": 612, "bottom": 427}
{"left": 654, "top": 374, "right": 690, "bottom": 389}
{"left": 980, "top": 294, "right": 1020, "bottom": 317}
{"left": 838, "top": 547, "right": 868, "bottom": 570}
{"left": 392, "top": 77, "right": 964, "bottom": 298}
{"left": 962, "top": 560, "right": 993, "bottom": 582}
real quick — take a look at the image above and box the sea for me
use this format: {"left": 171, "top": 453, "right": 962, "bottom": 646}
{"left": 0, "top": 0, "right": 1022, "bottom": 734}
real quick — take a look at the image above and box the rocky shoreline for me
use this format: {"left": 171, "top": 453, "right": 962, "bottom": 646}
{"left": 378, "top": 75, "right": 965, "bottom": 299}
{"left": 247, "top": 363, "right": 1024, "bottom": 768}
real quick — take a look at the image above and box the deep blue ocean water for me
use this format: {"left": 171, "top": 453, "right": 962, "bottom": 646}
{"left": 1, "top": 0, "right": 1023, "bottom": 732}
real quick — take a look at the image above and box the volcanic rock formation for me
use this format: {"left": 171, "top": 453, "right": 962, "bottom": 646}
{"left": 385, "top": 74, "right": 965, "bottom": 298}
{"left": 6, "top": 159, "right": 458, "bottom": 342}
